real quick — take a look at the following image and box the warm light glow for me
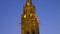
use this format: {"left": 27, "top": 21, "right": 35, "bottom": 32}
{"left": 30, "top": 14, "right": 32, "bottom": 17}
{"left": 27, "top": 3, "right": 30, "bottom": 6}
{"left": 24, "top": 15, "right": 26, "bottom": 18}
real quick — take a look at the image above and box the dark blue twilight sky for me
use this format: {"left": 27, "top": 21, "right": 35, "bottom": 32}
{"left": 0, "top": 0, "right": 60, "bottom": 34}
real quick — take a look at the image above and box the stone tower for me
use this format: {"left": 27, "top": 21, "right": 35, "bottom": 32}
{"left": 21, "top": 0, "right": 39, "bottom": 34}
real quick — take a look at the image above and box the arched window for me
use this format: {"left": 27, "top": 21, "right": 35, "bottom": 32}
{"left": 32, "top": 30, "right": 35, "bottom": 34}
{"left": 26, "top": 31, "right": 29, "bottom": 34}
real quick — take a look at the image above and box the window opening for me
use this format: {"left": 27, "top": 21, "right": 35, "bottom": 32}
{"left": 26, "top": 31, "right": 29, "bottom": 34}
{"left": 32, "top": 30, "right": 35, "bottom": 34}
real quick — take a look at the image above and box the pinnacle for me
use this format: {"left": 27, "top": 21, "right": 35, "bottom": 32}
{"left": 26, "top": 0, "right": 32, "bottom": 6}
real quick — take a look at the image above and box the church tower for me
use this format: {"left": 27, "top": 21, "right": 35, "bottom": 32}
{"left": 21, "top": 0, "right": 40, "bottom": 34}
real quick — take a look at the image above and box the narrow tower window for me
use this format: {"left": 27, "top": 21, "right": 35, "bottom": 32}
{"left": 32, "top": 30, "right": 35, "bottom": 34}
{"left": 26, "top": 31, "right": 29, "bottom": 34}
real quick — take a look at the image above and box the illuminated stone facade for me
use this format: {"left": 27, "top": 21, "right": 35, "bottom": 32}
{"left": 21, "top": 0, "right": 39, "bottom": 34}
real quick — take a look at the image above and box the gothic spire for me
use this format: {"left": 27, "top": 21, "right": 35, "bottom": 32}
{"left": 26, "top": 0, "right": 32, "bottom": 6}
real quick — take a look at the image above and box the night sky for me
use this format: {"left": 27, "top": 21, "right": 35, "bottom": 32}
{"left": 0, "top": 0, "right": 60, "bottom": 34}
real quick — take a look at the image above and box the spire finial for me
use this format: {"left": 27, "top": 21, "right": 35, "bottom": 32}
{"left": 26, "top": 0, "right": 32, "bottom": 6}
